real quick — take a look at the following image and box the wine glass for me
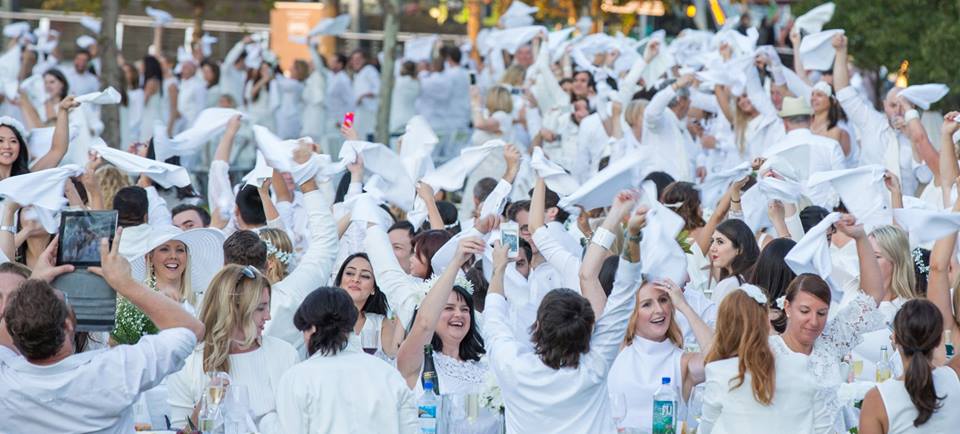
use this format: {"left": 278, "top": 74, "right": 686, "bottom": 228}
{"left": 609, "top": 392, "right": 627, "bottom": 432}
{"left": 687, "top": 383, "right": 705, "bottom": 432}
{"left": 361, "top": 327, "right": 380, "bottom": 355}
{"left": 206, "top": 371, "right": 231, "bottom": 407}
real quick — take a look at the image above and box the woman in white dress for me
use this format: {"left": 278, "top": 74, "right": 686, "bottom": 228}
{"left": 859, "top": 299, "right": 960, "bottom": 433}
{"left": 138, "top": 56, "right": 164, "bottom": 142}
{"left": 701, "top": 287, "right": 794, "bottom": 434}
{"left": 301, "top": 41, "right": 328, "bottom": 143}
{"left": 333, "top": 252, "right": 402, "bottom": 358}
{"left": 18, "top": 68, "right": 68, "bottom": 129}
{"left": 120, "top": 63, "right": 144, "bottom": 148}
{"left": 389, "top": 61, "right": 420, "bottom": 134}
{"left": 707, "top": 219, "right": 760, "bottom": 302}
{"left": 809, "top": 82, "right": 856, "bottom": 165}
{"left": 850, "top": 225, "right": 920, "bottom": 381}
{"left": 770, "top": 214, "right": 889, "bottom": 432}
{"left": 276, "top": 287, "right": 417, "bottom": 433}
{"left": 244, "top": 63, "right": 277, "bottom": 131}
{"left": 273, "top": 60, "right": 307, "bottom": 139}
{"left": 167, "top": 264, "right": 298, "bottom": 433}
{"left": 715, "top": 79, "right": 784, "bottom": 161}
{"left": 396, "top": 236, "right": 500, "bottom": 433}
{"left": 201, "top": 60, "right": 222, "bottom": 108}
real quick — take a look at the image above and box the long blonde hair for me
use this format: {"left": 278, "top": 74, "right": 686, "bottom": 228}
{"left": 870, "top": 225, "right": 918, "bottom": 300}
{"left": 146, "top": 246, "right": 194, "bottom": 306}
{"left": 259, "top": 228, "right": 293, "bottom": 284}
{"left": 96, "top": 164, "right": 131, "bottom": 209}
{"left": 623, "top": 282, "right": 683, "bottom": 348}
{"left": 499, "top": 64, "right": 525, "bottom": 87}
{"left": 733, "top": 103, "right": 751, "bottom": 156}
{"left": 485, "top": 86, "right": 514, "bottom": 114}
{"left": 199, "top": 264, "right": 271, "bottom": 373}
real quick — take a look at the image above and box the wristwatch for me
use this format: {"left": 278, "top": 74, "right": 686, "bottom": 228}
{"left": 0, "top": 225, "right": 15, "bottom": 234}
{"left": 626, "top": 232, "right": 643, "bottom": 243}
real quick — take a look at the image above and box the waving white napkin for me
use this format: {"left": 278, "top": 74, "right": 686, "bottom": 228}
{"left": 558, "top": 151, "right": 649, "bottom": 212}
{"left": 291, "top": 153, "right": 339, "bottom": 185}
{"left": 0, "top": 165, "right": 82, "bottom": 233}
{"left": 484, "top": 26, "right": 546, "bottom": 55}
{"left": 799, "top": 29, "right": 844, "bottom": 71}
{"left": 403, "top": 36, "right": 438, "bottom": 62}
{"left": 199, "top": 34, "right": 217, "bottom": 57}
{"left": 893, "top": 208, "right": 960, "bottom": 246}
{"left": 899, "top": 84, "right": 949, "bottom": 110}
{"left": 785, "top": 211, "right": 842, "bottom": 280}
{"left": 2, "top": 22, "right": 29, "bottom": 38}
{"left": 700, "top": 162, "right": 751, "bottom": 209}
{"left": 309, "top": 14, "right": 351, "bottom": 37}
{"left": 76, "top": 35, "right": 97, "bottom": 50}
{"left": 421, "top": 140, "right": 505, "bottom": 191}
{"left": 794, "top": 2, "right": 835, "bottom": 34}
{"left": 252, "top": 125, "right": 304, "bottom": 172}
{"left": 145, "top": 6, "right": 173, "bottom": 26}
{"left": 165, "top": 108, "right": 245, "bottom": 159}
{"left": 80, "top": 16, "right": 102, "bottom": 34}
{"left": 756, "top": 176, "right": 804, "bottom": 203}
{"left": 400, "top": 115, "right": 438, "bottom": 181}
{"left": 339, "top": 140, "right": 416, "bottom": 211}
{"left": 530, "top": 147, "right": 578, "bottom": 196}
{"left": 808, "top": 165, "right": 891, "bottom": 229}
{"left": 75, "top": 87, "right": 121, "bottom": 105}
{"left": 242, "top": 151, "right": 273, "bottom": 188}
{"left": 639, "top": 181, "right": 688, "bottom": 284}
{"left": 92, "top": 144, "right": 191, "bottom": 189}
{"left": 499, "top": 1, "right": 538, "bottom": 28}
{"left": 346, "top": 192, "right": 394, "bottom": 229}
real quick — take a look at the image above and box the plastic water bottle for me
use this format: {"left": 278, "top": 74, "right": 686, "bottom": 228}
{"left": 876, "top": 345, "right": 893, "bottom": 383}
{"left": 418, "top": 381, "right": 439, "bottom": 434}
{"left": 652, "top": 377, "right": 677, "bottom": 434}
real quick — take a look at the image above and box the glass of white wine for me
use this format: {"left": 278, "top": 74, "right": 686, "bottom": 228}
{"left": 206, "top": 371, "right": 231, "bottom": 407}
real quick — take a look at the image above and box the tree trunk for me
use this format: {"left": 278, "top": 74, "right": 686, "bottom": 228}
{"left": 467, "top": 0, "right": 481, "bottom": 63}
{"left": 100, "top": 0, "right": 122, "bottom": 148}
{"left": 192, "top": 1, "right": 205, "bottom": 43}
{"left": 375, "top": 0, "right": 400, "bottom": 144}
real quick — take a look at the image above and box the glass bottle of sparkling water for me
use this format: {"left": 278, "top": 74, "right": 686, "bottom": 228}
{"left": 418, "top": 381, "right": 439, "bottom": 434}
{"left": 876, "top": 345, "right": 893, "bottom": 383}
{"left": 652, "top": 377, "right": 677, "bottom": 434}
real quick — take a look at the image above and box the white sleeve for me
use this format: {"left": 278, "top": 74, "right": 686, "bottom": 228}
{"left": 531, "top": 226, "right": 581, "bottom": 292}
{"left": 275, "top": 370, "right": 308, "bottom": 434}
{"left": 483, "top": 293, "right": 522, "bottom": 381}
{"left": 144, "top": 186, "right": 173, "bottom": 226}
{"left": 114, "top": 328, "right": 197, "bottom": 394}
{"left": 208, "top": 160, "right": 234, "bottom": 220}
{"left": 592, "top": 259, "right": 643, "bottom": 366}
{"left": 364, "top": 224, "right": 421, "bottom": 328}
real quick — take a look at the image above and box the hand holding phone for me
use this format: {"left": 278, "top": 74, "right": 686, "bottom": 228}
{"left": 500, "top": 222, "right": 519, "bottom": 259}
{"left": 343, "top": 112, "right": 355, "bottom": 129}
{"left": 57, "top": 210, "right": 118, "bottom": 267}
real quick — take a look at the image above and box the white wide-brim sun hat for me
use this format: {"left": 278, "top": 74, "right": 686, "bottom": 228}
{"left": 124, "top": 225, "right": 226, "bottom": 300}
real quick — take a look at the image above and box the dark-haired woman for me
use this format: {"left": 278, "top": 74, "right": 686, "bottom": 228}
{"left": 0, "top": 96, "right": 75, "bottom": 180}
{"left": 396, "top": 237, "right": 500, "bottom": 433}
{"left": 276, "top": 287, "right": 417, "bottom": 433}
{"left": 747, "top": 237, "right": 796, "bottom": 334}
{"left": 18, "top": 68, "right": 68, "bottom": 129}
{"left": 809, "top": 81, "right": 857, "bottom": 167}
{"left": 771, "top": 214, "right": 889, "bottom": 431}
{"left": 707, "top": 219, "right": 760, "bottom": 302}
{"left": 859, "top": 299, "right": 960, "bottom": 433}
{"left": 333, "top": 252, "right": 402, "bottom": 358}
{"left": 138, "top": 55, "right": 164, "bottom": 142}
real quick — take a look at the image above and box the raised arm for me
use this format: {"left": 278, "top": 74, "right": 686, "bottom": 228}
{"left": 714, "top": 84, "right": 735, "bottom": 124}
{"left": 592, "top": 210, "right": 645, "bottom": 365}
{"left": 900, "top": 98, "right": 940, "bottom": 184}
{"left": 929, "top": 186, "right": 960, "bottom": 339}
{"left": 578, "top": 191, "right": 636, "bottom": 316}
{"left": 17, "top": 90, "right": 44, "bottom": 130}
{"left": 396, "top": 237, "right": 482, "bottom": 387}
{"left": 32, "top": 97, "right": 79, "bottom": 172}
{"left": 938, "top": 113, "right": 960, "bottom": 198}
{"left": 92, "top": 229, "right": 204, "bottom": 340}
{"left": 789, "top": 30, "right": 811, "bottom": 85}
{"left": 207, "top": 115, "right": 241, "bottom": 223}
{"left": 836, "top": 214, "right": 886, "bottom": 304}
{"left": 417, "top": 182, "right": 445, "bottom": 231}
{"left": 695, "top": 177, "right": 744, "bottom": 254}
{"left": 832, "top": 34, "right": 849, "bottom": 91}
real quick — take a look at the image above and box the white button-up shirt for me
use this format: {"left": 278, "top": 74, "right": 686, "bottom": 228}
{"left": 0, "top": 327, "right": 196, "bottom": 433}
{"left": 484, "top": 259, "right": 643, "bottom": 434}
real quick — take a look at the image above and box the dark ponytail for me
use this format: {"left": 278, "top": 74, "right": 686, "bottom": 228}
{"left": 293, "top": 287, "right": 359, "bottom": 357}
{"left": 893, "top": 299, "right": 945, "bottom": 427}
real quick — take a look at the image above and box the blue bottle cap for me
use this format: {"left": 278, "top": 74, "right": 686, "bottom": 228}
{"left": 661, "top": 377, "right": 671, "bottom": 385}
{"left": 424, "top": 381, "right": 434, "bottom": 391}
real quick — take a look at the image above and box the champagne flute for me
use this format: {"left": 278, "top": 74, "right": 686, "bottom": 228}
{"left": 609, "top": 392, "right": 627, "bottom": 432}
{"left": 466, "top": 386, "right": 480, "bottom": 424}
{"left": 206, "top": 371, "right": 231, "bottom": 407}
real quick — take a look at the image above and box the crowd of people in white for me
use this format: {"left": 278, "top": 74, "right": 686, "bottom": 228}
{"left": 1, "top": 2, "right": 960, "bottom": 434}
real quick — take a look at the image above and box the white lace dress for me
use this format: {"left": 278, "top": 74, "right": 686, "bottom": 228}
{"left": 768, "top": 291, "right": 885, "bottom": 433}
{"left": 417, "top": 353, "right": 501, "bottom": 434}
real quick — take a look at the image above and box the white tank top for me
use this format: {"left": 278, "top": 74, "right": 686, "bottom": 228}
{"left": 877, "top": 366, "right": 960, "bottom": 433}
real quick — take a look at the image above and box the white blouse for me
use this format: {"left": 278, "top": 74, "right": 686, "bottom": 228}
{"left": 166, "top": 336, "right": 299, "bottom": 432}
{"left": 700, "top": 355, "right": 819, "bottom": 434}
{"left": 877, "top": 366, "right": 960, "bottom": 433}
{"left": 607, "top": 337, "right": 685, "bottom": 431}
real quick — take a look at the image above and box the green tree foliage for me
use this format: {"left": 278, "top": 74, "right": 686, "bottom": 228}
{"left": 796, "top": 0, "right": 959, "bottom": 108}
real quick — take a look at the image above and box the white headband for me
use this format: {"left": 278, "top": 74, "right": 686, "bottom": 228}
{"left": 0, "top": 116, "right": 27, "bottom": 140}
{"left": 739, "top": 284, "right": 768, "bottom": 305}
{"left": 812, "top": 81, "right": 833, "bottom": 98}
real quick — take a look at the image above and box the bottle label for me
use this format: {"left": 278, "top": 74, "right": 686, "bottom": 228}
{"left": 652, "top": 400, "right": 675, "bottom": 434}
{"left": 419, "top": 404, "right": 437, "bottom": 434}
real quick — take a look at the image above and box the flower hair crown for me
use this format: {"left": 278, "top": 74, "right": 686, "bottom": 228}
{"left": 264, "top": 239, "right": 294, "bottom": 266}
{"left": 912, "top": 247, "right": 930, "bottom": 276}
{"left": 423, "top": 272, "right": 475, "bottom": 296}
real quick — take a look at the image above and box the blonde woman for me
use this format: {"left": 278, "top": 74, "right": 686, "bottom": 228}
{"left": 259, "top": 228, "right": 294, "bottom": 284}
{"left": 715, "top": 81, "right": 784, "bottom": 160}
{"left": 849, "top": 225, "right": 919, "bottom": 381}
{"left": 167, "top": 264, "right": 298, "bottom": 432}
{"left": 96, "top": 164, "right": 132, "bottom": 209}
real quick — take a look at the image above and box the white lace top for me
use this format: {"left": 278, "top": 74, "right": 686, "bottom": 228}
{"left": 418, "top": 353, "right": 501, "bottom": 434}
{"left": 768, "top": 291, "right": 885, "bottom": 432}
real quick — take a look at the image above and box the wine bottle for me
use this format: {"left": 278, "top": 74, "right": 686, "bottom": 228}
{"left": 422, "top": 344, "right": 440, "bottom": 395}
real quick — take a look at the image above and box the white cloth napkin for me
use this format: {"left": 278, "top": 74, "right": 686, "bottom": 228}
{"left": 785, "top": 212, "right": 842, "bottom": 280}
{"left": 756, "top": 176, "right": 804, "bottom": 203}
{"left": 484, "top": 26, "right": 546, "bottom": 55}
{"left": 403, "top": 36, "right": 438, "bottom": 62}
{"left": 808, "top": 165, "right": 891, "bottom": 229}
{"left": 76, "top": 35, "right": 97, "bottom": 50}
{"left": 241, "top": 151, "right": 273, "bottom": 188}
{"left": 898, "top": 84, "right": 949, "bottom": 110}
{"left": 794, "top": 2, "right": 835, "bottom": 34}
{"left": 145, "top": 6, "right": 173, "bottom": 26}
{"left": 799, "top": 29, "right": 844, "bottom": 71}
{"left": 75, "top": 87, "right": 121, "bottom": 105}
{"left": 0, "top": 165, "right": 83, "bottom": 233}
{"left": 530, "top": 147, "right": 578, "bottom": 196}
{"left": 91, "top": 144, "right": 190, "bottom": 188}
{"left": 421, "top": 140, "right": 505, "bottom": 191}
{"left": 2, "top": 22, "right": 29, "bottom": 38}
{"left": 165, "top": 108, "right": 245, "bottom": 159}
{"left": 252, "top": 125, "right": 303, "bottom": 172}
{"left": 80, "top": 16, "right": 101, "bottom": 34}
{"left": 639, "top": 181, "right": 688, "bottom": 284}
{"left": 558, "top": 151, "right": 649, "bottom": 212}
{"left": 399, "top": 116, "right": 438, "bottom": 181}
{"left": 345, "top": 193, "right": 394, "bottom": 229}
{"left": 309, "top": 14, "right": 350, "bottom": 37}
{"left": 499, "top": 1, "right": 538, "bottom": 28}
{"left": 291, "top": 153, "right": 339, "bottom": 185}
{"left": 700, "top": 162, "right": 752, "bottom": 210}
{"left": 339, "top": 140, "right": 416, "bottom": 211}
{"left": 893, "top": 208, "right": 960, "bottom": 246}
